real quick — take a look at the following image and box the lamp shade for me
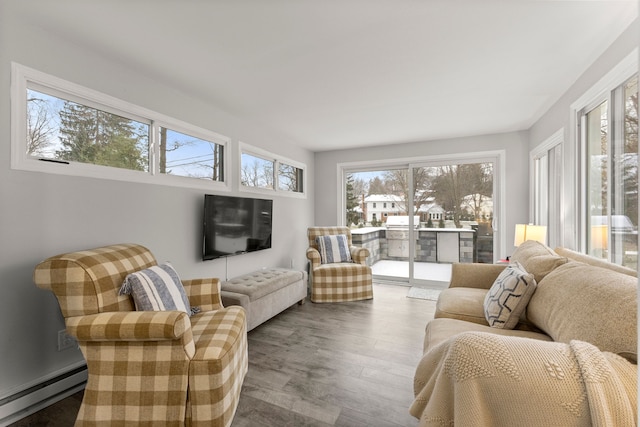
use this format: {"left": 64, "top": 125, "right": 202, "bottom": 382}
{"left": 514, "top": 224, "right": 527, "bottom": 246}
{"left": 590, "top": 224, "right": 608, "bottom": 250}
{"left": 514, "top": 224, "right": 547, "bottom": 246}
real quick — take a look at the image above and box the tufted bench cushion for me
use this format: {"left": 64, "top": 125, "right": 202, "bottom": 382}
{"left": 223, "top": 269, "right": 305, "bottom": 301}
{"left": 221, "top": 268, "right": 307, "bottom": 331}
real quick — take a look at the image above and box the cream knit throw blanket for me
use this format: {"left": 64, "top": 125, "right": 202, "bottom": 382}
{"left": 410, "top": 332, "right": 637, "bottom": 427}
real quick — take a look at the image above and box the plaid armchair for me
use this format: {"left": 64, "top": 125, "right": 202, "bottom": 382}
{"left": 33, "top": 244, "right": 247, "bottom": 427}
{"left": 306, "top": 227, "right": 373, "bottom": 303}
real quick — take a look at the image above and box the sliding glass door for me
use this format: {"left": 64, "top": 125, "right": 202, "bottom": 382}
{"left": 344, "top": 155, "right": 498, "bottom": 286}
{"left": 346, "top": 167, "right": 410, "bottom": 281}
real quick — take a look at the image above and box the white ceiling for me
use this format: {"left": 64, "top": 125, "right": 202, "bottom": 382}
{"left": 9, "top": 0, "right": 638, "bottom": 152}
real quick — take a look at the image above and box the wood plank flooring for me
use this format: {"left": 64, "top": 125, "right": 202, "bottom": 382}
{"left": 10, "top": 283, "right": 436, "bottom": 427}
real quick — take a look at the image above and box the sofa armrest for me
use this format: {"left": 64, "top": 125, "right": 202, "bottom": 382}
{"left": 449, "top": 263, "right": 506, "bottom": 289}
{"left": 65, "top": 311, "right": 191, "bottom": 341}
{"left": 350, "top": 246, "right": 370, "bottom": 265}
{"left": 183, "top": 277, "right": 223, "bottom": 311}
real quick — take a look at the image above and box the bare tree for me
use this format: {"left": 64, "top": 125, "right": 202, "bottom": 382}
{"left": 278, "top": 164, "right": 301, "bottom": 191}
{"left": 382, "top": 168, "right": 432, "bottom": 215}
{"left": 431, "top": 163, "right": 493, "bottom": 227}
{"left": 26, "top": 96, "right": 55, "bottom": 155}
{"left": 351, "top": 177, "right": 366, "bottom": 198}
{"left": 461, "top": 163, "right": 493, "bottom": 220}
{"left": 367, "top": 176, "right": 387, "bottom": 195}
{"left": 241, "top": 157, "right": 273, "bottom": 189}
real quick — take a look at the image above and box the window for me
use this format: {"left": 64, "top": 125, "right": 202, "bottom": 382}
{"left": 531, "top": 129, "right": 563, "bottom": 248}
{"left": 157, "top": 127, "right": 224, "bottom": 181}
{"left": 578, "top": 73, "right": 638, "bottom": 269}
{"left": 239, "top": 143, "right": 305, "bottom": 196}
{"left": 27, "top": 88, "right": 150, "bottom": 172}
{"left": 278, "top": 162, "right": 303, "bottom": 193}
{"left": 241, "top": 152, "right": 273, "bottom": 189}
{"left": 12, "top": 63, "right": 229, "bottom": 190}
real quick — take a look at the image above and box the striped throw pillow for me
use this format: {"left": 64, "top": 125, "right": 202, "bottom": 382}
{"left": 119, "top": 263, "right": 195, "bottom": 316}
{"left": 316, "top": 234, "right": 352, "bottom": 264}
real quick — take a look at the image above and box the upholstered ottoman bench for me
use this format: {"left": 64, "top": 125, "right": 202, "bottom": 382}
{"left": 220, "top": 268, "right": 307, "bottom": 331}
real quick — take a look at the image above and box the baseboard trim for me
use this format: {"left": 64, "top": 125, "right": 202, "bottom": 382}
{"left": 0, "top": 363, "right": 87, "bottom": 426}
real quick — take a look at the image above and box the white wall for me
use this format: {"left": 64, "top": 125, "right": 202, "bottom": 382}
{"left": 0, "top": 7, "right": 314, "bottom": 399}
{"left": 313, "top": 131, "right": 531, "bottom": 259}
{"left": 529, "top": 18, "right": 639, "bottom": 249}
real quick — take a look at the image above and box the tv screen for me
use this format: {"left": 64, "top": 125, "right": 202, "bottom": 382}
{"left": 203, "top": 194, "right": 273, "bottom": 261}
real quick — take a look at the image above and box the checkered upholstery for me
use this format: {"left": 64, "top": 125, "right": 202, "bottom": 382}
{"left": 306, "top": 227, "right": 373, "bottom": 302}
{"left": 34, "top": 244, "right": 247, "bottom": 427}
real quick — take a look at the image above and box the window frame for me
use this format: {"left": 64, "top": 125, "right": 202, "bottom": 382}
{"left": 153, "top": 120, "right": 227, "bottom": 183}
{"left": 530, "top": 128, "right": 564, "bottom": 249}
{"left": 338, "top": 150, "right": 506, "bottom": 259}
{"left": 571, "top": 49, "right": 638, "bottom": 257}
{"left": 11, "top": 62, "right": 230, "bottom": 191}
{"left": 238, "top": 141, "right": 306, "bottom": 198}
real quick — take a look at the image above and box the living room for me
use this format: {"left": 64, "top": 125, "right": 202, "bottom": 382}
{"left": 0, "top": 1, "right": 638, "bottom": 426}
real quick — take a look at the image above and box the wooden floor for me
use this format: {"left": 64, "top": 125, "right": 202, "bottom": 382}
{"left": 10, "top": 283, "right": 437, "bottom": 427}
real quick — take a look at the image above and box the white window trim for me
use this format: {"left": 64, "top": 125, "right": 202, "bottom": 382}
{"left": 530, "top": 128, "right": 564, "bottom": 247}
{"left": 238, "top": 141, "right": 306, "bottom": 198}
{"left": 11, "top": 62, "right": 231, "bottom": 191}
{"left": 569, "top": 48, "right": 638, "bottom": 252}
{"left": 338, "top": 150, "right": 506, "bottom": 260}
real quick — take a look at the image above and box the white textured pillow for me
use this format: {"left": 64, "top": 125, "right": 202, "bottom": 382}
{"left": 484, "top": 261, "right": 537, "bottom": 329}
{"left": 316, "top": 234, "right": 352, "bottom": 264}
{"left": 119, "top": 263, "right": 195, "bottom": 315}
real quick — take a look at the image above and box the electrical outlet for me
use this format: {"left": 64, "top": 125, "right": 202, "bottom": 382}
{"left": 57, "top": 329, "right": 77, "bottom": 351}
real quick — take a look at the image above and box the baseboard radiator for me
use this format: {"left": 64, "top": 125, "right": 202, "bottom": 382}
{"left": 0, "top": 363, "right": 87, "bottom": 426}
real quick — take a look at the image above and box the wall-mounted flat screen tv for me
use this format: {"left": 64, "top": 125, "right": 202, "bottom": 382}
{"left": 203, "top": 194, "right": 273, "bottom": 261}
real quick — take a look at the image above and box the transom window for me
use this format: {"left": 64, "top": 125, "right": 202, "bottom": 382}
{"left": 27, "top": 88, "right": 151, "bottom": 172}
{"left": 158, "top": 127, "right": 224, "bottom": 181}
{"left": 12, "top": 63, "right": 229, "bottom": 190}
{"left": 241, "top": 152, "right": 273, "bottom": 190}
{"left": 278, "top": 162, "right": 304, "bottom": 193}
{"left": 240, "top": 143, "right": 305, "bottom": 195}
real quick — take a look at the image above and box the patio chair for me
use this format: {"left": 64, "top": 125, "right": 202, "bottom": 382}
{"left": 306, "top": 226, "right": 373, "bottom": 302}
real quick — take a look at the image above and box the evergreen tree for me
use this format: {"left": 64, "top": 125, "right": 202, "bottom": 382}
{"left": 56, "top": 101, "right": 147, "bottom": 171}
{"left": 346, "top": 174, "right": 360, "bottom": 225}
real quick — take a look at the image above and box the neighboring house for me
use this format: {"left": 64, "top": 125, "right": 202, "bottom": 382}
{"left": 417, "top": 202, "right": 445, "bottom": 223}
{"left": 363, "top": 194, "right": 403, "bottom": 223}
{"left": 364, "top": 193, "right": 486, "bottom": 225}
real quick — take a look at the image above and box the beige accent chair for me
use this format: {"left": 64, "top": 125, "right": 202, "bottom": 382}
{"left": 306, "top": 226, "right": 373, "bottom": 303}
{"left": 33, "top": 243, "right": 247, "bottom": 427}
